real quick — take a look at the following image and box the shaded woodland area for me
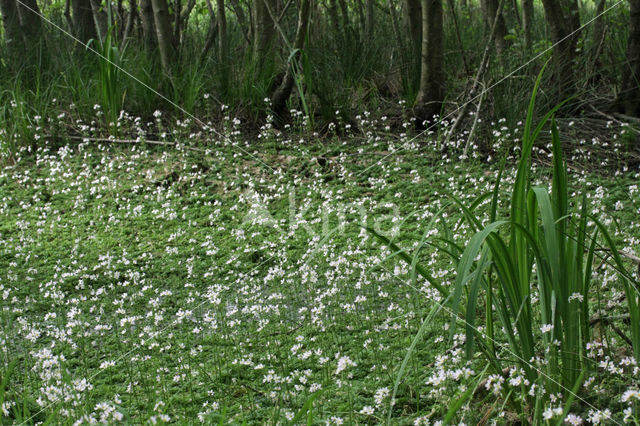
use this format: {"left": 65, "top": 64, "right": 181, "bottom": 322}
{"left": 0, "top": 0, "right": 639, "bottom": 143}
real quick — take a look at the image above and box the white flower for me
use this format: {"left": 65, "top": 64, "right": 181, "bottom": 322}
{"left": 622, "top": 389, "right": 640, "bottom": 403}
{"left": 374, "top": 387, "right": 390, "bottom": 407}
{"left": 543, "top": 408, "right": 554, "bottom": 420}
{"left": 360, "top": 406, "right": 374, "bottom": 415}
{"left": 540, "top": 324, "right": 554, "bottom": 333}
{"left": 568, "top": 293, "right": 584, "bottom": 302}
{"left": 334, "top": 356, "right": 356, "bottom": 375}
{"left": 565, "top": 413, "right": 583, "bottom": 425}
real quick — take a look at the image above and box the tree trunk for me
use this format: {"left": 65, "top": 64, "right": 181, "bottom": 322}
{"left": 522, "top": 0, "right": 533, "bottom": 48}
{"left": 356, "top": 0, "right": 365, "bottom": 37}
{"left": 270, "top": 0, "right": 311, "bottom": 123}
{"left": 16, "top": 0, "right": 42, "bottom": 42}
{"left": 481, "top": 0, "right": 508, "bottom": 53}
{"left": 139, "top": 0, "right": 156, "bottom": 50}
{"left": 405, "top": 0, "right": 422, "bottom": 89}
{"left": 510, "top": 0, "right": 521, "bottom": 26}
{"left": 228, "top": 0, "right": 249, "bottom": 43}
{"left": 539, "top": 0, "right": 580, "bottom": 100}
{"left": 619, "top": 0, "right": 640, "bottom": 116}
{"left": 415, "top": 0, "right": 444, "bottom": 126}
{"left": 365, "top": 0, "right": 374, "bottom": 39}
{"left": 593, "top": 0, "right": 606, "bottom": 54}
{"left": 216, "top": 0, "right": 227, "bottom": 58}
{"left": 72, "top": 0, "right": 97, "bottom": 42}
{"left": 89, "top": 0, "right": 108, "bottom": 40}
{"left": 337, "top": 0, "right": 352, "bottom": 42}
{"left": 0, "top": 0, "right": 22, "bottom": 52}
{"left": 253, "top": 0, "right": 276, "bottom": 66}
{"left": 216, "top": 0, "right": 227, "bottom": 74}
{"left": 151, "top": 0, "right": 175, "bottom": 72}
{"left": 173, "top": 0, "right": 181, "bottom": 45}
{"left": 121, "top": 0, "right": 136, "bottom": 48}
{"left": 199, "top": 0, "right": 217, "bottom": 61}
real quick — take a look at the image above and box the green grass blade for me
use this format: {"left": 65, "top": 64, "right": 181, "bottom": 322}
{"left": 465, "top": 246, "right": 491, "bottom": 359}
{"left": 443, "top": 364, "right": 489, "bottom": 424}
{"left": 290, "top": 390, "right": 324, "bottom": 424}
{"left": 365, "top": 226, "right": 447, "bottom": 296}
{"left": 388, "top": 296, "right": 450, "bottom": 425}
{"left": 450, "top": 221, "right": 506, "bottom": 338}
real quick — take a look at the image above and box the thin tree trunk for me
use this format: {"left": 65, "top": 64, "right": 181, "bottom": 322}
{"left": 72, "top": 0, "right": 96, "bottom": 42}
{"left": 365, "top": 0, "right": 374, "bottom": 39}
{"left": 216, "top": 0, "right": 227, "bottom": 58}
{"left": 89, "top": 0, "right": 108, "bottom": 40}
{"left": 17, "top": 0, "right": 42, "bottom": 41}
{"left": 270, "top": 0, "right": 311, "bottom": 123}
{"left": 593, "top": 0, "right": 606, "bottom": 54}
{"left": 199, "top": 0, "right": 217, "bottom": 61}
{"left": 511, "top": 0, "right": 521, "bottom": 26}
{"left": 253, "top": 0, "right": 276, "bottom": 65}
{"left": 388, "top": 0, "right": 405, "bottom": 60}
{"left": 446, "top": 0, "right": 470, "bottom": 75}
{"left": 174, "top": 0, "right": 181, "bottom": 45}
{"left": 620, "top": 0, "right": 640, "bottom": 117}
{"left": 216, "top": 0, "right": 227, "bottom": 76}
{"left": 117, "top": 0, "right": 124, "bottom": 26}
{"left": 139, "top": 0, "right": 156, "bottom": 50}
{"left": 0, "top": 0, "right": 23, "bottom": 51}
{"left": 337, "top": 0, "right": 351, "bottom": 42}
{"left": 446, "top": 0, "right": 506, "bottom": 145}
{"left": 539, "top": 0, "right": 580, "bottom": 100}
{"left": 121, "top": 0, "right": 136, "bottom": 48}
{"left": 180, "top": 0, "right": 196, "bottom": 33}
{"left": 522, "top": 0, "right": 533, "bottom": 48}
{"left": 415, "top": 0, "right": 444, "bottom": 126}
{"left": 481, "top": 0, "right": 508, "bottom": 53}
{"left": 228, "top": 0, "right": 250, "bottom": 43}
{"left": 151, "top": 0, "right": 175, "bottom": 72}
{"left": 356, "top": 0, "right": 365, "bottom": 37}
{"left": 65, "top": 0, "right": 73, "bottom": 32}
{"left": 405, "top": 0, "right": 422, "bottom": 89}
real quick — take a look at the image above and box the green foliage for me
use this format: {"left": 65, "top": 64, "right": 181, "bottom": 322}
{"left": 88, "top": 25, "right": 125, "bottom": 131}
{"left": 369, "top": 64, "right": 640, "bottom": 421}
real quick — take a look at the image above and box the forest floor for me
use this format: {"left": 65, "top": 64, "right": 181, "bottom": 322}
{"left": 1, "top": 128, "right": 639, "bottom": 423}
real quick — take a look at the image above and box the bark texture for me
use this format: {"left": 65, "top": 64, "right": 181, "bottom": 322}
{"left": 151, "top": 0, "right": 175, "bottom": 72}
{"left": 139, "top": 0, "right": 156, "bottom": 50}
{"left": 216, "top": 0, "right": 227, "bottom": 62}
{"left": 253, "top": 0, "right": 276, "bottom": 66}
{"left": 365, "top": 0, "right": 374, "bottom": 39}
{"left": 0, "top": 0, "right": 22, "bottom": 51}
{"left": 539, "top": 0, "right": 580, "bottom": 100}
{"left": 415, "top": 0, "right": 444, "bottom": 126}
{"left": 72, "top": 0, "right": 96, "bottom": 42}
{"left": 405, "top": 0, "right": 422, "bottom": 87}
{"left": 89, "top": 0, "right": 107, "bottom": 40}
{"left": 620, "top": 0, "right": 640, "bottom": 117}
{"left": 16, "top": 0, "right": 42, "bottom": 41}
{"left": 481, "top": 0, "right": 508, "bottom": 53}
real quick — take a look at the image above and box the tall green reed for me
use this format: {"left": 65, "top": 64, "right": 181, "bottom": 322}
{"left": 369, "top": 62, "right": 640, "bottom": 420}
{"left": 87, "top": 4, "right": 125, "bottom": 132}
